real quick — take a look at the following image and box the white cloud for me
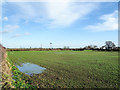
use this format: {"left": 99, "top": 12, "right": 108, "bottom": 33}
{"left": 85, "top": 10, "right": 118, "bottom": 32}
{"left": 5, "top": 25, "right": 19, "bottom": 30}
{"left": 11, "top": 34, "right": 22, "bottom": 38}
{"left": 46, "top": 2, "right": 99, "bottom": 27}
{"left": 24, "top": 32, "right": 30, "bottom": 35}
{"left": 4, "top": 2, "right": 99, "bottom": 28}
{"left": 3, "top": 16, "right": 8, "bottom": 21}
{"left": 4, "top": 3, "right": 37, "bottom": 24}
{"left": 1, "top": 25, "right": 19, "bottom": 34}
{"left": 16, "top": 3, "right": 36, "bottom": 19}
{"left": 11, "top": 32, "right": 30, "bottom": 38}
{"left": 0, "top": 29, "right": 11, "bottom": 34}
{"left": 0, "top": 16, "right": 1, "bottom": 21}
{"left": 3, "top": 0, "right": 119, "bottom": 2}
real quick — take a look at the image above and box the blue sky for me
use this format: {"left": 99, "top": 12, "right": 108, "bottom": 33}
{"left": 0, "top": 1, "right": 118, "bottom": 48}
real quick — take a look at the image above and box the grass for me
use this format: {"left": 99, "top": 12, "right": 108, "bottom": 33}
{"left": 6, "top": 57, "right": 37, "bottom": 88}
{"left": 7, "top": 50, "right": 118, "bottom": 88}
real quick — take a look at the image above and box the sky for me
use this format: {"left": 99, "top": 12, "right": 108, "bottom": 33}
{"left": 0, "top": 0, "right": 119, "bottom": 48}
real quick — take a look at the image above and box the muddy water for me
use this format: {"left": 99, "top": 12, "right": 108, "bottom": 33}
{"left": 16, "top": 63, "right": 46, "bottom": 75}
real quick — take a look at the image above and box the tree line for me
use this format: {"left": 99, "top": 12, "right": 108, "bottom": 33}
{"left": 6, "top": 41, "right": 120, "bottom": 51}
{"left": 84, "top": 41, "right": 119, "bottom": 51}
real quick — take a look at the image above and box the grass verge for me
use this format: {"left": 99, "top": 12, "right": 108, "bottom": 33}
{"left": 6, "top": 57, "right": 37, "bottom": 88}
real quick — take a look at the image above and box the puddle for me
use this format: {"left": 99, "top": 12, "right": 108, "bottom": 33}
{"left": 16, "top": 63, "right": 46, "bottom": 75}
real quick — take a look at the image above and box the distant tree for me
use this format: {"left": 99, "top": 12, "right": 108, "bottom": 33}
{"left": 84, "top": 46, "right": 89, "bottom": 50}
{"left": 92, "top": 45, "right": 97, "bottom": 49}
{"left": 84, "top": 45, "right": 97, "bottom": 50}
{"left": 64, "top": 46, "right": 69, "bottom": 49}
{"left": 105, "top": 41, "right": 116, "bottom": 50}
{"left": 100, "top": 45, "right": 105, "bottom": 49}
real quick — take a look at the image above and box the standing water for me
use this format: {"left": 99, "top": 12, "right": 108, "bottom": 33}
{"left": 16, "top": 63, "right": 46, "bottom": 75}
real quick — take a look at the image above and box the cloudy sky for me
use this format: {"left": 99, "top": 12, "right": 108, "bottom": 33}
{"left": 0, "top": 0, "right": 118, "bottom": 48}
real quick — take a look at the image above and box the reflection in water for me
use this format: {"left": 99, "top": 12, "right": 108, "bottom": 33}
{"left": 16, "top": 63, "right": 46, "bottom": 75}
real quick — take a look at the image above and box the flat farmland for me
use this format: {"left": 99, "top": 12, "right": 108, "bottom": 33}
{"left": 7, "top": 50, "right": 118, "bottom": 88}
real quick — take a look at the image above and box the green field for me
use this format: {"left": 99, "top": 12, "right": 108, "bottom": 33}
{"left": 7, "top": 50, "right": 118, "bottom": 88}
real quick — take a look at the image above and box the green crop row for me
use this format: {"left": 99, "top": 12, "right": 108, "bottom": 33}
{"left": 7, "top": 51, "right": 119, "bottom": 88}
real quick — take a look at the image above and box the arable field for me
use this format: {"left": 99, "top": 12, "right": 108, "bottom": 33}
{"left": 7, "top": 50, "right": 118, "bottom": 88}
